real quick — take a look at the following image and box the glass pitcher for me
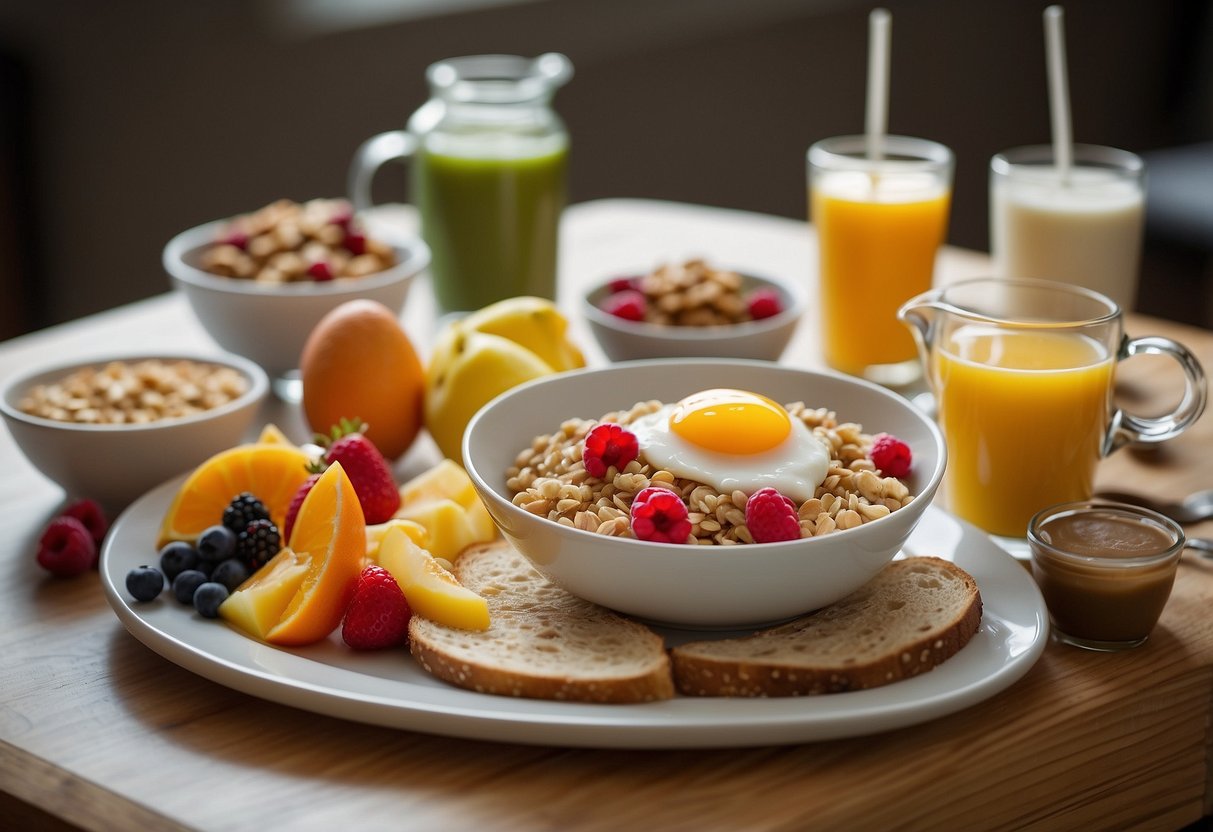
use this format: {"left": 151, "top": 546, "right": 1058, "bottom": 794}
{"left": 898, "top": 278, "right": 1206, "bottom": 540}
{"left": 349, "top": 53, "right": 572, "bottom": 315}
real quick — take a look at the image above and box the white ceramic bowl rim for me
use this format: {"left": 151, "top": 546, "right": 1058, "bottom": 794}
{"left": 464, "top": 358, "right": 947, "bottom": 550}
{"left": 163, "top": 218, "right": 430, "bottom": 297}
{"left": 0, "top": 351, "right": 270, "bottom": 434}
{"left": 581, "top": 269, "right": 808, "bottom": 341}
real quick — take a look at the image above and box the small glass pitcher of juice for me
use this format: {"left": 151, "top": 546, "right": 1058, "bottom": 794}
{"left": 350, "top": 53, "right": 572, "bottom": 315}
{"left": 899, "top": 278, "right": 1206, "bottom": 541}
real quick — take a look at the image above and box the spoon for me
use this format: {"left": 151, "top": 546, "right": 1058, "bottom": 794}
{"left": 1092, "top": 488, "right": 1213, "bottom": 525}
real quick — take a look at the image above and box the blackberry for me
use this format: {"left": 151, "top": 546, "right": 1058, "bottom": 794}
{"left": 236, "top": 519, "right": 281, "bottom": 571}
{"left": 222, "top": 492, "right": 270, "bottom": 535}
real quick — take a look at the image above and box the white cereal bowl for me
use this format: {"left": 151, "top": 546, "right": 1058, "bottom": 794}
{"left": 582, "top": 270, "right": 807, "bottom": 362}
{"left": 0, "top": 352, "right": 268, "bottom": 511}
{"left": 164, "top": 218, "right": 430, "bottom": 379}
{"left": 463, "top": 359, "right": 946, "bottom": 628}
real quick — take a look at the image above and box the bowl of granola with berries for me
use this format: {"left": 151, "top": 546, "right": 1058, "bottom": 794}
{"left": 581, "top": 259, "right": 806, "bottom": 362}
{"left": 164, "top": 198, "right": 430, "bottom": 379}
{"left": 1, "top": 352, "right": 268, "bottom": 510}
{"left": 462, "top": 359, "right": 945, "bottom": 628}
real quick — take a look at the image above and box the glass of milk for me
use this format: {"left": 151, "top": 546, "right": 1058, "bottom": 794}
{"left": 989, "top": 144, "right": 1145, "bottom": 312}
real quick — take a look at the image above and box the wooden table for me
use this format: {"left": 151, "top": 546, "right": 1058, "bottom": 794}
{"left": 2, "top": 200, "right": 1211, "bottom": 832}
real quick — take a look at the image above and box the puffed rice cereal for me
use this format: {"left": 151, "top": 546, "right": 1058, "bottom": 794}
{"left": 506, "top": 400, "right": 914, "bottom": 545}
{"left": 18, "top": 359, "right": 249, "bottom": 425}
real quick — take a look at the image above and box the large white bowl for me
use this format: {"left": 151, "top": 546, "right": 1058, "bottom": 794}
{"left": 0, "top": 352, "right": 268, "bottom": 511}
{"left": 164, "top": 218, "right": 430, "bottom": 378}
{"left": 463, "top": 360, "right": 946, "bottom": 628}
{"left": 581, "top": 270, "right": 807, "bottom": 362}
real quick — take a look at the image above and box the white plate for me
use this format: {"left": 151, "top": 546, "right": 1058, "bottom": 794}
{"left": 100, "top": 478, "right": 1049, "bottom": 749}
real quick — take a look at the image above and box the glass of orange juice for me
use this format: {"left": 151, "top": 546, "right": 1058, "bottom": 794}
{"left": 808, "top": 135, "right": 953, "bottom": 386}
{"left": 900, "top": 278, "right": 1207, "bottom": 542}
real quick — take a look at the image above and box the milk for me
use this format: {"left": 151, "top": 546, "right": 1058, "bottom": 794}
{"left": 991, "top": 164, "right": 1144, "bottom": 311}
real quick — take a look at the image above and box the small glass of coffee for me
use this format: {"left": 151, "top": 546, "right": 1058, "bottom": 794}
{"left": 1028, "top": 501, "right": 1185, "bottom": 651}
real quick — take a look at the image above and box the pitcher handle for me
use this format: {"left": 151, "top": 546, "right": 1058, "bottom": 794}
{"left": 348, "top": 130, "right": 418, "bottom": 212}
{"left": 1105, "top": 335, "right": 1208, "bottom": 453}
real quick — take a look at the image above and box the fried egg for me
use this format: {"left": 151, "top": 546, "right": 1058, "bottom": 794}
{"left": 628, "top": 389, "right": 830, "bottom": 502}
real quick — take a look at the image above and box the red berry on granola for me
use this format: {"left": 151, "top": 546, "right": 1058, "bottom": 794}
{"left": 601, "top": 289, "right": 647, "bottom": 322}
{"left": 869, "top": 433, "right": 912, "bottom": 478}
{"left": 746, "top": 288, "right": 784, "bottom": 320}
{"left": 630, "top": 486, "right": 692, "bottom": 544}
{"left": 745, "top": 487, "right": 801, "bottom": 543}
{"left": 582, "top": 423, "right": 640, "bottom": 479}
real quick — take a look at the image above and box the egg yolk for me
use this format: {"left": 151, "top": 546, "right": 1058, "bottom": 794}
{"left": 669, "top": 389, "right": 792, "bottom": 454}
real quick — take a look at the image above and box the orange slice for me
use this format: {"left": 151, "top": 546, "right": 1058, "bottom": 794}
{"left": 218, "top": 547, "right": 311, "bottom": 639}
{"left": 157, "top": 442, "right": 312, "bottom": 548}
{"left": 256, "top": 423, "right": 293, "bottom": 446}
{"left": 265, "top": 462, "right": 367, "bottom": 646}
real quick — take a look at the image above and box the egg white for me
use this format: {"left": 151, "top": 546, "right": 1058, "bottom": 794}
{"left": 628, "top": 403, "right": 830, "bottom": 502}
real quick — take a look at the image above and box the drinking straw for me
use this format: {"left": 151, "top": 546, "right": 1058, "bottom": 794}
{"left": 865, "top": 8, "right": 891, "bottom": 161}
{"left": 1044, "top": 6, "right": 1073, "bottom": 183}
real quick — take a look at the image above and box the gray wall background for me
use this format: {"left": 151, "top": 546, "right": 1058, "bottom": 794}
{"left": 0, "top": 0, "right": 1209, "bottom": 339}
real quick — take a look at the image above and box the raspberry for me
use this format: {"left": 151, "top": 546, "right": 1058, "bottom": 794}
{"left": 582, "top": 423, "right": 640, "bottom": 479}
{"left": 747, "top": 288, "right": 784, "bottom": 320}
{"left": 236, "top": 519, "right": 281, "bottom": 572}
{"left": 745, "top": 488, "right": 801, "bottom": 543}
{"left": 630, "top": 487, "right": 692, "bottom": 544}
{"left": 36, "top": 516, "right": 97, "bottom": 577}
{"left": 607, "top": 275, "right": 642, "bottom": 293}
{"left": 61, "top": 498, "right": 108, "bottom": 548}
{"left": 306, "top": 260, "right": 334, "bottom": 282}
{"left": 870, "top": 433, "right": 912, "bottom": 478}
{"left": 218, "top": 229, "right": 249, "bottom": 250}
{"left": 344, "top": 232, "right": 367, "bottom": 256}
{"left": 601, "top": 289, "right": 647, "bottom": 322}
{"left": 342, "top": 565, "right": 412, "bottom": 650}
{"left": 222, "top": 493, "right": 270, "bottom": 535}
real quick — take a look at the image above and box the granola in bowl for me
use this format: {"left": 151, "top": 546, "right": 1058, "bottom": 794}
{"left": 506, "top": 390, "right": 915, "bottom": 546}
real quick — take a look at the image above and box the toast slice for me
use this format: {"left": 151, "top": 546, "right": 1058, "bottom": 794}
{"left": 409, "top": 541, "right": 675, "bottom": 703}
{"left": 671, "top": 557, "right": 982, "bottom": 697}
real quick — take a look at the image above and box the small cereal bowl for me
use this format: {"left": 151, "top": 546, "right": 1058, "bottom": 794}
{"left": 582, "top": 264, "right": 806, "bottom": 362}
{"left": 164, "top": 209, "right": 429, "bottom": 381}
{"left": 1, "top": 352, "right": 268, "bottom": 511}
{"left": 463, "top": 359, "right": 945, "bottom": 628}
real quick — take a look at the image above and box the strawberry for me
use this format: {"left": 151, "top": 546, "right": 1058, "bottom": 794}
{"left": 342, "top": 565, "right": 412, "bottom": 650}
{"left": 314, "top": 418, "right": 401, "bottom": 524}
{"left": 283, "top": 473, "right": 321, "bottom": 545}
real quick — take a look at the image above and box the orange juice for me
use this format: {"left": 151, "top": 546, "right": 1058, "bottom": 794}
{"left": 812, "top": 172, "right": 950, "bottom": 377}
{"left": 934, "top": 325, "right": 1114, "bottom": 537}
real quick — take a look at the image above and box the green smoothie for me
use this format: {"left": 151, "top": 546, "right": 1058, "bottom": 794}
{"left": 415, "top": 143, "right": 567, "bottom": 314}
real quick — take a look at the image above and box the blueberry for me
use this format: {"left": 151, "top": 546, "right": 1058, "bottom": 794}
{"left": 210, "top": 558, "right": 249, "bottom": 592}
{"left": 125, "top": 565, "right": 164, "bottom": 602}
{"left": 158, "top": 541, "right": 198, "bottom": 581}
{"left": 197, "top": 525, "right": 236, "bottom": 566}
{"left": 192, "top": 581, "right": 229, "bottom": 619}
{"left": 172, "top": 569, "right": 208, "bottom": 605}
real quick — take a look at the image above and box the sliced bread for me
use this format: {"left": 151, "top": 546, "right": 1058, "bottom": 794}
{"left": 409, "top": 541, "right": 675, "bottom": 703}
{"left": 670, "top": 556, "right": 982, "bottom": 697}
